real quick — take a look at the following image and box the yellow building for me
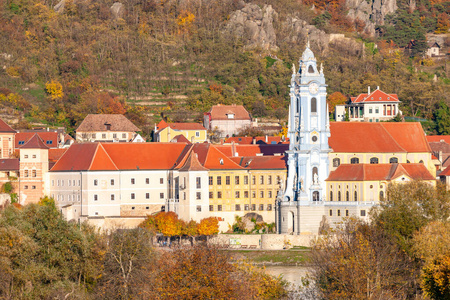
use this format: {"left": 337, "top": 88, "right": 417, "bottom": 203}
{"left": 154, "top": 120, "right": 207, "bottom": 143}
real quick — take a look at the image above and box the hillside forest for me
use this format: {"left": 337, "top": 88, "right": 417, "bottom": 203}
{"left": 0, "top": 0, "right": 449, "bottom": 138}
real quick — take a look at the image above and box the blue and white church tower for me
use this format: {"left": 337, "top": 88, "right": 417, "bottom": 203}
{"left": 277, "top": 43, "right": 331, "bottom": 234}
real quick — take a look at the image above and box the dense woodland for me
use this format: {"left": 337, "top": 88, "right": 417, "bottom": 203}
{"left": 0, "top": 0, "right": 449, "bottom": 138}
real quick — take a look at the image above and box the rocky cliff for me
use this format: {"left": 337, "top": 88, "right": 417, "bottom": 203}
{"left": 346, "top": 0, "right": 398, "bottom": 35}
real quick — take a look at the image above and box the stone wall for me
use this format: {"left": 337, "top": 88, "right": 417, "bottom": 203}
{"left": 209, "top": 233, "right": 317, "bottom": 250}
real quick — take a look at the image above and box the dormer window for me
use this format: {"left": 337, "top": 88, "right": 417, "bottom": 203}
{"left": 227, "top": 114, "right": 235, "bottom": 119}
{"left": 105, "top": 123, "right": 112, "bottom": 131}
{"left": 219, "top": 158, "right": 224, "bottom": 165}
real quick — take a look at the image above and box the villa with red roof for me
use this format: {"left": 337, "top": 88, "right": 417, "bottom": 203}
{"left": 154, "top": 119, "right": 207, "bottom": 143}
{"left": 335, "top": 87, "right": 401, "bottom": 122}
{"left": 203, "top": 104, "right": 252, "bottom": 138}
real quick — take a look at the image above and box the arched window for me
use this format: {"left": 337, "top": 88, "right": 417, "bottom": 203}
{"left": 350, "top": 157, "right": 359, "bottom": 164}
{"left": 313, "top": 191, "right": 319, "bottom": 201}
{"left": 419, "top": 160, "right": 424, "bottom": 164}
{"left": 333, "top": 158, "right": 340, "bottom": 167}
{"left": 354, "top": 191, "right": 358, "bottom": 202}
{"left": 311, "top": 98, "right": 317, "bottom": 113}
{"left": 379, "top": 191, "right": 384, "bottom": 200}
{"left": 389, "top": 157, "right": 398, "bottom": 163}
{"left": 370, "top": 157, "right": 379, "bottom": 164}
{"left": 346, "top": 191, "right": 349, "bottom": 201}
{"left": 338, "top": 191, "right": 341, "bottom": 201}
{"left": 407, "top": 160, "right": 411, "bottom": 163}
{"left": 308, "top": 65, "right": 314, "bottom": 73}
{"left": 329, "top": 191, "right": 333, "bottom": 201}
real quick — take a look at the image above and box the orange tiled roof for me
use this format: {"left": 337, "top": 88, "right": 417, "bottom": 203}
{"left": 329, "top": 122, "right": 430, "bottom": 153}
{"left": 188, "top": 143, "right": 243, "bottom": 170}
{"left": 440, "top": 165, "right": 450, "bottom": 176}
{"left": 350, "top": 89, "right": 399, "bottom": 103}
{"left": 179, "top": 152, "right": 208, "bottom": 171}
{"left": 51, "top": 143, "right": 188, "bottom": 171}
{"left": 215, "top": 144, "right": 289, "bottom": 157}
{"left": 0, "top": 118, "right": 15, "bottom": 133}
{"left": 230, "top": 155, "right": 287, "bottom": 169}
{"left": 326, "top": 163, "right": 435, "bottom": 181}
{"left": 171, "top": 134, "right": 191, "bottom": 144}
{"left": 207, "top": 104, "right": 251, "bottom": 120}
{"left": 16, "top": 132, "right": 58, "bottom": 148}
{"left": 426, "top": 136, "right": 450, "bottom": 144}
{"left": 20, "top": 134, "right": 49, "bottom": 149}
{"left": 49, "top": 148, "right": 67, "bottom": 162}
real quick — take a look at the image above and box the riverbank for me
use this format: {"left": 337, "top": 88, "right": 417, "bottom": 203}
{"left": 224, "top": 248, "right": 311, "bottom": 266}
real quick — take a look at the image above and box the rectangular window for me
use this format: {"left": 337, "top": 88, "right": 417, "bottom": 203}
{"left": 329, "top": 209, "right": 333, "bottom": 216}
{"left": 360, "top": 210, "right": 366, "bottom": 217}
{"left": 52, "top": 180, "right": 54, "bottom": 186}
{"left": 131, "top": 178, "right": 135, "bottom": 184}
{"left": 260, "top": 176, "right": 264, "bottom": 184}
{"left": 268, "top": 191, "right": 272, "bottom": 198}
{"left": 32, "top": 155, "right": 36, "bottom": 158}
{"left": 226, "top": 176, "right": 230, "bottom": 185}
{"left": 217, "top": 191, "right": 222, "bottom": 199}
{"left": 160, "top": 193, "right": 164, "bottom": 199}
{"left": 209, "top": 176, "right": 213, "bottom": 185}
{"left": 24, "top": 186, "right": 28, "bottom": 189}
{"left": 78, "top": 180, "right": 81, "bottom": 186}
{"left": 196, "top": 205, "right": 201, "bottom": 212}
{"left": 244, "top": 191, "right": 249, "bottom": 198}
{"left": 32, "top": 185, "right": 36, "bottom": 189}
{"left": 235, "top": 191, "right": 240, "bottom": 198}
{"left": 61, "top": 180, "right": 64, "bottom": 186}
{"left": 251, "top": 204, "right": 256, "bottom": 211}
{"left": 131, "top": 193, "right": 135, "bottom": 200}
{"left": 146, "top": 193, "right": 150, "bottom": 199}
{"left": 92, "top": 134, "right": 96, "bottom": 139}
{"left": 94, "top": 179, "right": 98, "bottom": 186}
{"left": 235, "top": 176, "right": 240, "bottom": 185}
{"left": 102, "top": 133, "right": 106, "bottom": 139}
{"left": 209, "top": 205, "right": 213, "bottom": 211}
{"left": 252, "top": 191, "right": 256, "bottom": 198}
{"left": 252, "top": 176, "right": 256, "bottom": 185}
{"left": 68, "top": 180, "right": 71, "bottom": 187}
{"left": 277, "top": 176, "right": 281, "bottom": 184}
{"left": 244, "top": 176, "right": 249, "bottom": 185}
{"left": 375, "top": 108, "right": 379, "bottom": 114}
{"left": 235, "top": 204, "right": 241, "bottom": 211}
{"left": 209, "top": 192, "right": 213, "bottom": 199}
{"left": 196, "top": 177, "right": 201, "bottom": 189}
{"left": 146, "top": 178, "right": 149, "bottom": 184}
{"left": 196, "top": 192, "right": 201, "bottom": 200}
{"left": 268, "top": 175, "right": 272, "bottom": 185}
{"left": 195, "top": 131, "right": 200, "bottom": 137}
{"left": 113, "top": 133, "right": 117, "bottom": 138}
{"left": 259, "top": 204, "right": 264, "bottom": 211}
{"left": 122, "top": 133, "right": 126, "bottom": 138}
{"left": 160, "top": 178, "right": 164, "bottom": 184}
{"left": 244, "top": 204, "right": 249, "bottom": 211}
{"left": 369, "top": 108, "right": 373, "bottom": 113}
{"left": 94, "top": 195, "right": 98, "bottom": 201}
{"left": 346, "top": 210, "right": 349, "bottom": 217}
{"left": 218, "top": 205, "right": 222, "bottom": 211}
{"left": 24, "top": 155, "right": 28, "bottom": 158}
{"left": 337, "top": 210, "right": 341, "bottom": 217}
{"left": 111, "top": 179, "right": 115, "bottom": 185}
{"left": 111, "top": 194, "right": 115, "bottom": 201}
{"left": 267, "top": 204, "right": 272, "bottom": 211}
{"left": 24, "top": 170, "right": 28, "bottom": 177}
{"left": 260, "top": 191, "right": 264, "bottom": 198}
{"left": 217, "top": 176, "right": 222, "bottom": 185}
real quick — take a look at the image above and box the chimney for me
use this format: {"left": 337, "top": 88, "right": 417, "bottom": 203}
{"left": 368, "top": 86, "right": 370, "bottom": 94}
{"left": 439, "top": 150, "right": 443, "bottom": 161}
{"left": 377, "top": 86, "right": 380, "bottom": 90}
{"left": 252, "top": 137, "right": 256, "bottom": 144}
{"left": 265, "top": 135, "right": 268, "bottom": 143}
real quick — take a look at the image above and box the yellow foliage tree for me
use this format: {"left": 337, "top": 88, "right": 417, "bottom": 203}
{"left": 327, "top": 91, "right": 347, "bottom": 114}
{"left": 197, "top": 217, "right": 219, "bottom": 236}
{"left": 176, "top": 10, "right": 195, "bottom": 34}
{"left": 45, "top": 80, "right": 64, "bottom": 100}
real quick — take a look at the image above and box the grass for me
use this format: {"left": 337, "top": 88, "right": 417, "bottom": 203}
{"left": 227, "top": 249, "right": 311, "bottom": 266}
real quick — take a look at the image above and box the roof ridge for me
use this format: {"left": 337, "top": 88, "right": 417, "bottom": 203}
{"left": 98, "top": 143, "right": 119, "bottom": 170}
{"left": 87, "top": 143, "right": 100, "bottom": 170}
{"left": 380, "top": 123, "right": 406, "bottom": 152}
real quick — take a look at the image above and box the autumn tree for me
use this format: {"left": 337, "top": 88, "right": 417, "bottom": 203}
{"left": 197, "top": 217, "right": 219, "bottom": 237}
{"left": 327, "top": 91, "right": 347, "bottom": 114}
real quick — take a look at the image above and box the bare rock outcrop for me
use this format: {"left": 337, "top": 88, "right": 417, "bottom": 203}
{"left": 226, "top": 3, "right": 279, "bottom": 51}
{"left": 110, "top": 2, "right": 125, "bottom": 21}
{"left": 346, "top": 0, "right": 398, "bottom": 35}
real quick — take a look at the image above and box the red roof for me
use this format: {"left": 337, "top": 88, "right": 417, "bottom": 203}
{"left": 326, "top": 163, "right": 435, "bottom": 181}
{"left": 188, "top": 143, "right": 243, "bottom": 170}
{"left": 0, "top": 118, "right": 15, "bottom": 133}
{"left": 76, "top": 114, "right": 140, "bottom": 132}
{"left": 225, "top": 136, "right": 288, "bottom": 145}
{"left": 426, "top": 136, "right": 450, "bottom": 144}
{"left": 171, "top": 135, "right": 191, "bottom": 144}
{"left": 329, "top": 122, "right": 430, "bottom": 153}
{"left": 0, "top": 159, "right": 19, "bottom": 171}
{"left": 351, "top": 89, "right": 399, "bottom": 103}
{"left": 20, "top": 134, "right": 49, "bottom": 149}
{"left": 215, "top": 144, "right": 289, "bottom": 157}
{"left": 49, "top": 148, "right": 67, "bottom": 162}
{"left": 179, "top": 152, "right": 208, "bottom": 171}
{"left": 440, "top": 165, "right": 450, "bottom": 176}
{"left": 51, "top": 143, "right": 188, "bottom": 171}
{"left": 230, "top": 155, "right": 287, "bottom": 169}
{"left": 16, "top": 132, "right": 58, "bottom": 148}
{"left": 156, "top": 119, "right": 168, "bottom": 130}
{"left": 207, "top": 104, "right": 251, "bottom": 120}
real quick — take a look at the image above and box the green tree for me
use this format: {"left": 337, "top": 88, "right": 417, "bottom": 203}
{"left": 434, "top": 101, "right": 450, "bottom": 135}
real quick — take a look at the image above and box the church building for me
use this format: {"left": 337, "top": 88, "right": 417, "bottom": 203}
{"left": 277, "top": 44, "right": 435, "bottom": 235}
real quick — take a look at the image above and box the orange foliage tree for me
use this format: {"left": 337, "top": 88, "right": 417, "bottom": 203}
{"left": 197, "top": 217, "right": 219, "bottom": 236}
{"left": 327, "top": 91, "right": 347, "bottom": 114}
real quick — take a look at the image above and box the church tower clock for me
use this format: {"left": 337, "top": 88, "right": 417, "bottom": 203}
{"left": 277, "top": 42, "right": 330, "bottom": 234}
